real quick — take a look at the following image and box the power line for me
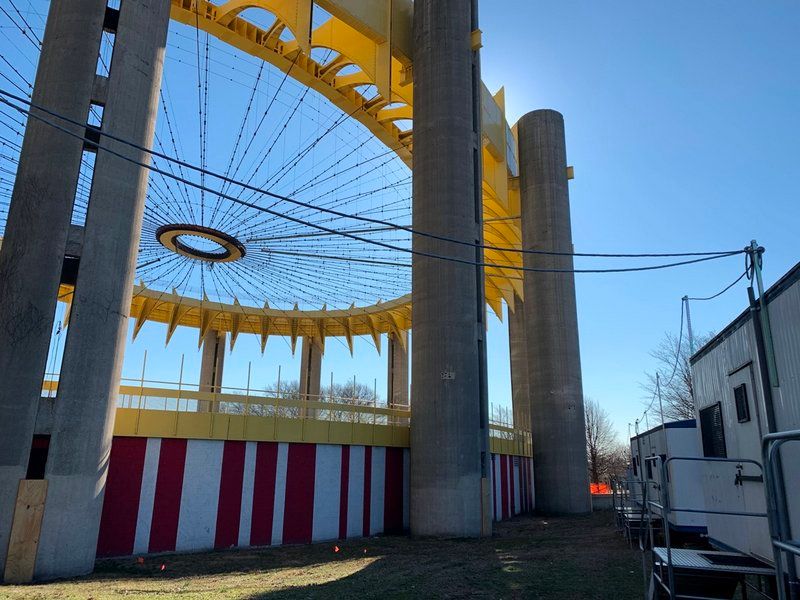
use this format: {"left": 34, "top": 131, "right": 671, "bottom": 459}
{"left": 0, "top": 93, "right": 749, "bottom": 277}
{"left": 0, "top": 88, "right": 746, "bottom": 263}
{"left": 688, "top": 270, "right": 749, "bottom": 302}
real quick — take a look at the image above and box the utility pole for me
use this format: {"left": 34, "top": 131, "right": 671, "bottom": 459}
{"left": 682, "top": 296, "right": 695, "bottom": 356}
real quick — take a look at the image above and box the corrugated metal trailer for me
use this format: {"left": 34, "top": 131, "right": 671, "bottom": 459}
{"left": 691, "top": 261, "right": 800, "bottom": 570}
{"left": 630, "top": 420, "right": 707, "bottom": 534}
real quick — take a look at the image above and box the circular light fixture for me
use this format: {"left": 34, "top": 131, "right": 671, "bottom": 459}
{"left": 155, "top": 224, "right": 246, "bottom": 263}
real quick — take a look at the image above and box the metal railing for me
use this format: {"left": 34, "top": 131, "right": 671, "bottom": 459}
{"left": 40, "top": 376, "right": 532, "bottom": 455}
{"left": 644, "top": 455, "right": 773, "bottom": 600}
{"left": 762, "top": 430, "right": 800, "bottom": 600}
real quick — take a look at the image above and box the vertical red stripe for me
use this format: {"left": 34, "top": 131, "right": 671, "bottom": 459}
{"left": 250, "top": 442, "right": 279, "bottom": 546}
{"left": 282, "top": 443, "right": 316, "bottom": 544}
{"left": 383, "top": 447, "right": 404, "bottom": 534}
{"left": 214, "top": 441, "right": 246, "bottom": 549}
{"left": 510, "top": 456, "right": 516, "bottom": 515}
{"left": 96, "top": 437, "right": 147, "bottom": 557}
{"left": 362, "top": 446, "right": 372, "bottom": 536}
{"left": 338, "top": 446, "right": 350, "bottom": 539}
{"left": 149, "top": 438, "right": 187, "bottom": 553}
{"left": 500, "top": 455, "right": 509, "bottom": 520}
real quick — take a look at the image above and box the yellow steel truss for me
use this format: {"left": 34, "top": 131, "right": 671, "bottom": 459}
{"left": 5, "top": 1, "right": 527, "bottom": 351}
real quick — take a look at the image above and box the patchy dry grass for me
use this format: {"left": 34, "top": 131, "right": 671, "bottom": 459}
{"left": 1, "top": 511, "right": 643, "bottom": 599}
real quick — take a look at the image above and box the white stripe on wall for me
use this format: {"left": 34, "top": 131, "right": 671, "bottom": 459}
{"left": 347, "top": 445, "right": 365, "bottom": 538}
{"left": 238, "top": 441, "right": 257, "bottom": 547}
{"left": 370, "top": 447, "right": 385, "bottom": 535}
{"left": 271, "top": 442, "right": 288, "bottom": 545}
{"left": 133, "top": 438, "right": 160, "bottom": 554}
{"left": 513, "top": 459, "right": 521, "bottom": 515}
{"left": 312, "top": 444, "right": 342, "bottom": 542}
{"left": 176, "top": 439, "right": 224, "bottom": 552}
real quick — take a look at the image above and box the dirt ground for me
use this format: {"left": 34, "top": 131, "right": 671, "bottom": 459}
{"left": 1, "top": 510, "right": 643, "bottom": 600}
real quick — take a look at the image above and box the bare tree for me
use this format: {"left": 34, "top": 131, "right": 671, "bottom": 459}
{"left": 641, "top": 331, "right": 714, "bottom": 422}
{"left": 222, "top": 380, "right": 301, "bottom": 417}
{"left": 585, "top": 397, "right": 621, "bottom": 484}
{"left": 320, "top": 380, "right": 380, "bottom": 423}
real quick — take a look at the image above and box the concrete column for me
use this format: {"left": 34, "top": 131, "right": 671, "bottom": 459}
{"left": 35, "top": 0, "right": 170, "bottom": 579}
{"left": 410, "top": 0, "right": 490, "bottom": 537}
{"left": 0, "top": 0, "right": 106, "bottom": 577}
{"left": 198, "top": 329, "right": 226, "bottom": 411}
{"left": 518, "top": 109, "right": 591, "bottom": 515}
{"left": 508, "top": 301, "right": 531, "bottom": 430}
{"left": 299, "top": 336, "right": 322, "bottom": 418}
{"left": 387, "top": 331, "right": 409, "bottom": 412}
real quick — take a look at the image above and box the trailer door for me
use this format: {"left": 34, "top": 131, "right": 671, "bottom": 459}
{"left": 727, "top": 364, "right": 772, "bottom": 562}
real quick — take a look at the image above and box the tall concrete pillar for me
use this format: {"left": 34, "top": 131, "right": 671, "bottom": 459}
{"left": 387, "top": 331, "right": 409, "bottom": 411}
{"left": 299, "top": 336, "right": 322, "bottom": 418}
{"left": 410, "top": 0, "right": 491, "bottom": 537}
{"left": 198, "top": 329, "right": 226, "bottom": 411}
{"left": 35, "top": 0, "right": 171, "bottom": 579}
{"left": 518, "top": 109, "right": 591, "bottom": 515}
{"left": 0, "top": 0, "right": 106, "bottom": 577}
{"left": 508, "top": 301, "right": 531, "bottom": 430}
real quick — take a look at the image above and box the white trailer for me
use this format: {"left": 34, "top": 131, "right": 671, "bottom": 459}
{"left": 691, "top": 261, "right": 800, "bottom": 571}
{"left": 630, "top": 420, "right": 707, "bottom": 534}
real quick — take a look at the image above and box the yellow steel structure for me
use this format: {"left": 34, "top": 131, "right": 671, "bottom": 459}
{"left": 165, "top": 0, "right": 524, "bottom": 332}
{"left": 40, "top": 380, "right": 533, "bottom": 456}
{"left": 6, "top": 0, "right": 527, "bottom": 352}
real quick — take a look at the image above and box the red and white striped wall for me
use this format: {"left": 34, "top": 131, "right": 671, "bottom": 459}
{"left": 96, "top": 437, "right": 532, "bottom": 558}
{"left": 492, "top": 453, "right": 535, "bottom": 521}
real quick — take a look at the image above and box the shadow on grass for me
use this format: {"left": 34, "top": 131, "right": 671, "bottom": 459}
{"left": 86, "top": 511, "right": 642, "bottom": 600}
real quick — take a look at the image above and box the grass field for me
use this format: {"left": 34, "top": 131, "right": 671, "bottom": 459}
{"left": 2, "top": 510, "right": 643, "bottom": 599}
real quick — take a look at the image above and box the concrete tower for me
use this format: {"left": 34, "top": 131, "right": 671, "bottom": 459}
{"left": 518, "top": 109, "right": 591, "bottom": 515}
{"left": 199, "top": 329, "right": 227, "bottom": 411}
{"left": 508, "top": 301, "right": 530, "bottom": 429}
{"left": 410, "top": 0, "right": 491, "bottom": 536}
{"left": 34, "top": 0, "right": 171, "bottom": 579}
{"left": 387, "top": 331, "right": 409, "bottom": 412}
{"left": 299, "top": 336, "right": 322, "bottom": 418}
{"left": 0, "top": 0, "right": 107, "bottom": 577}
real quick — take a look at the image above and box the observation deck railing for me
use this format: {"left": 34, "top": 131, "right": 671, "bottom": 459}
{"left": 41, "top": 377, "right": 532, "bottom": 456}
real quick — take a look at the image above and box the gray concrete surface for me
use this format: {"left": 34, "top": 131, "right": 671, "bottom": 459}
{"left": 299, "top": 336, "right": 322, "bottom": 418}
{"left": 387, "top": 331, "right": 409, "bottom": 413}
{"left": 410, "top": 0, "right": 491, "bottom": 537}
{"left": 518, "top": 109, "right": 591, "bottom": 515}
{"left": 508, "top": 300, "right": 531, "bottom": 430}
{"left": 199, "top": 329, "right": 226, "bottom": 411}
{"left": 35, "top": 0, "right": 171, "bottom": 579}
{"left": 0, "top": 0, "right": 106, "bottom": 578}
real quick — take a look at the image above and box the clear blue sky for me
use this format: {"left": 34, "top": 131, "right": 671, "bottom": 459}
{"left": 3, "top": 1, "right": 799, "bottom": 442}
{"left": 479, "top": 1, "right": 800, "bottom": 438}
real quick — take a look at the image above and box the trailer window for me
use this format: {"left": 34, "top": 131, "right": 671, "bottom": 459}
{"left": 734, "top": 384, "right": 751, "bottom": 423}
{"left": 699, "top": 402, "right": 727, "bottom": 458}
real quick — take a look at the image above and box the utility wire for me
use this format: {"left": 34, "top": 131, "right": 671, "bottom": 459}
{"left": 687, "top": 270, "right": 748, "bottom": 302}
{"left": 0, "top": 93, "right": 748, "bottom": 276}
{"left": 0, "top": 88, "right": 746, "bottom": 262}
